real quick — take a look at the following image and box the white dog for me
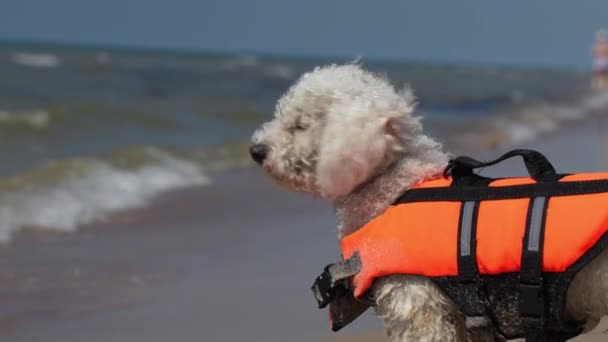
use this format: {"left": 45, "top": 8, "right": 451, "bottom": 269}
{"left": 249, "top": 64, "right": 608, "bottom": 341}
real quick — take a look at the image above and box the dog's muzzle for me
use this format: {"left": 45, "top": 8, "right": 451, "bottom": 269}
{"left": 249, "top": 144, "right": 269, "bottom": 165}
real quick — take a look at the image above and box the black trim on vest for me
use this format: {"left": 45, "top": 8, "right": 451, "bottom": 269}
{"left": 394, "top": 178, "right": 608, "bottom": 203}
{"left": 519, "top": 196, "right": 550, "bottom": 341}
{"left": 450, "top": 173, "right": 495, "bottom": 187}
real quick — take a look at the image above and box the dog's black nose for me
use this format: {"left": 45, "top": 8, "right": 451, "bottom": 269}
{"left": 249, "top": 144, "right": 269, "bottom": 165}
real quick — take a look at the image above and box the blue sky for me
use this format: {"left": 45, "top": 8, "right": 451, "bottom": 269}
{"left": 1, "top": 0, "right": 607, "bottom": 68}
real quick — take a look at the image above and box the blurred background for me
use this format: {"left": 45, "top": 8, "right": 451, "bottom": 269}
{"left": 1, "top": 1, "right": 608, "bottom": 341}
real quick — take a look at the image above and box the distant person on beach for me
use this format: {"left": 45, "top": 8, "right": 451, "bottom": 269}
{"left": 592, "top": 29, "right": 608, "bottom": 89}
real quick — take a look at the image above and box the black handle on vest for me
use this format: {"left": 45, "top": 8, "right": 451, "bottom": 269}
{"left": 445, "top": 149, "right": 558, "bottom": 183}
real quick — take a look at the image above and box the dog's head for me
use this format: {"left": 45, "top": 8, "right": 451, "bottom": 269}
{"left": 250, "top": 64, "right": 423, "bottom": 200}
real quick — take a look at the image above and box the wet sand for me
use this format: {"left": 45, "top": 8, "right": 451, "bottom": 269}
{"left": 0, "top": 167, "right": 381, "bottom": 342}
{"left": 1, "top": 118, "right": 608, "bottom": 341}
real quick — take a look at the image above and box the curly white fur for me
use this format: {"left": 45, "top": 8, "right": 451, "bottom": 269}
{"left": 251, "top": 64, "right": 608, "bottom": 341}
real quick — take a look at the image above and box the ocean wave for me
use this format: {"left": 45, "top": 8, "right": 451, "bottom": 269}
{"left": 262, "top": 64, "right": 297, "bottom": 80}
{"left": 10, "top": 52, "right": 61, "bottom": 68}
{"left": 219, "top": 55, "right": 259, "bottom": 71}
{"left": 0, "top": 109, "right": 51, "bottom": 129}
{"left": 424, "top": 93, "right": 518, "bottom": 113}
{"left": 581, "top": 88, "right": 608, "bottom": 111}
{"left": 0, "top": 147, "right": 209, "bottom": 242}
{"left": 447, "top": 89, "right": 608, "bottom": 148}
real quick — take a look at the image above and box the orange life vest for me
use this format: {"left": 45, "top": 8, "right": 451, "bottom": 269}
{"left": 312, "top": 149, "right": 608, "bottom": 341}
{"left": 343, "top": 173, "right": 608, "bottom": 297}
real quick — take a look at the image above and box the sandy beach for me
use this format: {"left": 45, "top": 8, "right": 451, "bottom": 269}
{"left": 1, "top": 118, "right": 608, "bottom": 342}
{"left": 0, "top": 165, "right": 382, "bottom": 342}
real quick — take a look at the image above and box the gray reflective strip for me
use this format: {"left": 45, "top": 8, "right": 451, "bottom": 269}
{"left": 460, "top": 201, "right": 476, "bottom": 257}
{"left": 527, "top": 197, "right": 547, "bottom": 252}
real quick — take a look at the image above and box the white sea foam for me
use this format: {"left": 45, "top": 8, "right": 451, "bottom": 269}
{"left": 11, "top": 52, "right": 61, "bottom": 68}
{"left": 263, "top": 64, "right": 296, "bottom": 79}
{"left": 220, "top": 55, "right": 259, "bottom": 71}
{"left": 0, "top": 148, "right": 209, "bottom": 242}
{"left": 451, "top": 89, "right": 608, "bottom": 149}
{"left": 0, "top": 109, "right": 51, "bottom": 129}
{"left": 581, "top": 89, "right": 608, "bottom": 111}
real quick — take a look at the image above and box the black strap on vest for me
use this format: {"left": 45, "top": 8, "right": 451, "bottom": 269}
{"left": 445, "top": 149, "right": 559, "bottom": 183}
{"left": 457, "top": 198, "right": 500, "bottom": 334}
{"left": 446, "top": 150, "right": 576, "bottom": 341}
{"left": 458, "top": 200, "right": 480, "bottom": 283}
{"left": 519, "top": 196, "right": 549, "bottom": 341}
{"left": 451, "top": 176, "right": 510, "bottom": 337}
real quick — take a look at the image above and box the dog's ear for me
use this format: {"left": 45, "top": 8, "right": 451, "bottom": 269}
{"left": 316, "top": 104, "right": 398, "bottom": 199}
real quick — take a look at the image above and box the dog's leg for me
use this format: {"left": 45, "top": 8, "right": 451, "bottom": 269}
{"left": 565, "top": 247, "right": 608, "bottom": 332}
{"left": 372, "top": 275, "right": 478, "bottom": 342}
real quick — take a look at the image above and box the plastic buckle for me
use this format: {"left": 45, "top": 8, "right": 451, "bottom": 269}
{"left": 312, "top": 254, "right": 362, "bottom": 310}
{"left": 312, "top": 267, "right": 334, "bottom": 309}
{"left": 519, "top": 282, "right": 546, "bottom": 335}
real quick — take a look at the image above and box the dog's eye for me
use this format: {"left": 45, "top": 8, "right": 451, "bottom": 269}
{"left": 290, "top": 120, "right": 308, "bottom": 132}
{"left": 294, "top": 160, "right": 305, "bottom": 174}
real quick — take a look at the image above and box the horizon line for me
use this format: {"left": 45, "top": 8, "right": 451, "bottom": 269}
{"left": 0, "top": 36, "right": 586, "bottom": 73}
